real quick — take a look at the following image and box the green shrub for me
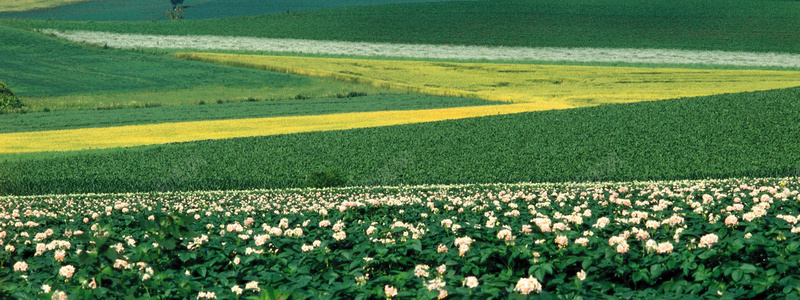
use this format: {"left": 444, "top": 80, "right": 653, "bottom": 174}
{"left": 166, "top": 5, "right": 185, "bottom": 20}
{"left": 0, "top": 81, "right": 23, "bottom": 111}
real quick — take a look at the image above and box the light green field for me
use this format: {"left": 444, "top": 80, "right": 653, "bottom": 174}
{"left": 0, "top": 24, "right": 394, "bottom": 112}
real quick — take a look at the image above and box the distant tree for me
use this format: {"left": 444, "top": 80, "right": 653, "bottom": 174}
{"left": 170, "top": 0, "right": 185, "bottom": 10}
{"left": 167, "top": 0, "right": 185, "bottom": 20}
{"left": 166, "top": 5, "right": 185, "bottom": 20}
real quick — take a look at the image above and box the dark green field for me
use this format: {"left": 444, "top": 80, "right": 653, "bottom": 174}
{"left": 0, "top": 94, "right": 499, "bottom": 133}
{"left": 7, "top": 0, "right": 800, "bottom": 53}
{"left": 0, "top": 0, "right": 471, "bottom": 21}
{"left": 3, "top": 87, "right": 799, "bottom": 196}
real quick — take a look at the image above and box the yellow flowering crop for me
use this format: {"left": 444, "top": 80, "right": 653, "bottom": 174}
{"left": 177, "top": 53, "right": 800, "bottom": 106}
{"left": 0, "top": 0, "right": 90, "bottom": 12}
{"left": 0, "top": 103, "right": 564, "bottom": 153}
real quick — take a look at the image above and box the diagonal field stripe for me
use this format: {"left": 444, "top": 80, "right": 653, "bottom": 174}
{"left": 0, "top": 102, "right": 570, "bottom": 153}
{"left": 42, "top": 30, "right": 800, "bottom": 68}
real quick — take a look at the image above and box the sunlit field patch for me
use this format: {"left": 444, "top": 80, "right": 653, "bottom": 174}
{"left": 1, "top": 178, "right": 799, "bottom": 298}
{"left": 0, "top": 102, "right": 564, "bottom": 153}
{"left": 0, "top": 0, "right": 90, "bottom": 12}
{"left": 178, "top": 53, "right": 800, "bottom": 105}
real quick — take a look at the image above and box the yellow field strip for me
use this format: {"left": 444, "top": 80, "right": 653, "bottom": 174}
{"left": 0, "top": 102, "right": 568, "bottom": 154}
{"left": 177, "top": 53, "right": 800, "bottom": 107}
{"left": 0, "top": 0, "right": 90, "bottom": 12}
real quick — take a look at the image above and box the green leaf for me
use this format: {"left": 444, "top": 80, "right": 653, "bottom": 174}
{"left": 732, "top": 270, "right": 743, "bottom": 282}
{"left": 542, "top": 263, "right": 554, "bottom": 275}
{"left": 740, "top": 264, "right": 757, "bottom": 274}
{"left": 103, "top": 248, "right": 118, "bottom": 261}
{"left": 410, "top": 239, "right": 422, "bottom": 252}
{"left": 582, "top": 258, "right": 593, "bottom": 270}
{"left": 697, "top": 250, "right": 715, "bottom": 260}
{"left": 198, "top": 266, "right": 207, "bottom": 278}
{"left": 178, "top": 251, "right": 196, "bottom": 262}
{"left": 161, "top": 238, "right": 177, "bottom": 250}
{"left": 650, "top": 264, "right": 663, "bottom": 279}
{"left": 788, "top": 242, "right": 800, "bottom": 253}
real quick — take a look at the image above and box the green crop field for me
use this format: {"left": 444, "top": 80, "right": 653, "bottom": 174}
{"left": 0, "top": 25, "right": 393, "bottom": 112}
{"left": 6, "top": 0, "right": 800, "bottom": 53}
{"left": 0, "top": 0, "right": 472, "bottom": 21}
{"left": 2, "top": 87, "right": 799, "bottom": 196}
{"left": 0, "top": 94, "right": 498, "bottom": 134}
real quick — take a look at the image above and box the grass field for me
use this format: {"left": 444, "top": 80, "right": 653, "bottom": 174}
{"left": 7, "top": 0, "right": 800, "bottom": 53}
{"left": 2, "top": 86, "right": 799, "bottom": 195}
{"left": 179, "top": 53, "right": 800, "bottom": 105}
{"left": 0, "top": 25, "right": 393, "bottom": 112}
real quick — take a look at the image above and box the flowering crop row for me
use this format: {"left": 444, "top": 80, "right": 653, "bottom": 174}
{"left": 39, "top": 30, "right": 800, "bottom": 68}
{"left": 2, "top": 178, "right": 800, "bottom": 299}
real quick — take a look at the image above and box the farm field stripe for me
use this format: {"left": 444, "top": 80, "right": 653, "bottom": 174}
{"left": 0, "top": 102, "right": 569, "bottom": 153}
{"left": 179, "top": 53, "right": 800, "bottom": 105}
{"left": 40, "top": 29, "right": 800, "bottom": 68}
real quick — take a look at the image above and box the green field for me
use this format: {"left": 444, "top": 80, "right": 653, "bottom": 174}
{"left": 0, "top": 25, "right": 394, "bottom": 112}
{"left": 0, "top": 94, "right": 498, "bottom": 133}
{"left": 0, "top": 0, "right": 472, "bottom": 21}
{"left": 6, "top": 0, "right": 800, "bottom": 53}
{"left": 2, "top": 87, "right": 799, "bottom": 195}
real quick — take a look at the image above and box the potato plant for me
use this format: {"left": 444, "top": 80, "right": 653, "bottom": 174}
{"left": 2, "top": 178, "right": 800, "bottom": 299}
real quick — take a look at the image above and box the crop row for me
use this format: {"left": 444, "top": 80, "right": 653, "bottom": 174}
{"left": 7, "top": 0, "right": 800, "bottom": 53}
{"left": 2, "top": 86, "right": 799, "bottom": 195}
{"left": 1, "top": 178, "right": 800, "bottom": 298}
